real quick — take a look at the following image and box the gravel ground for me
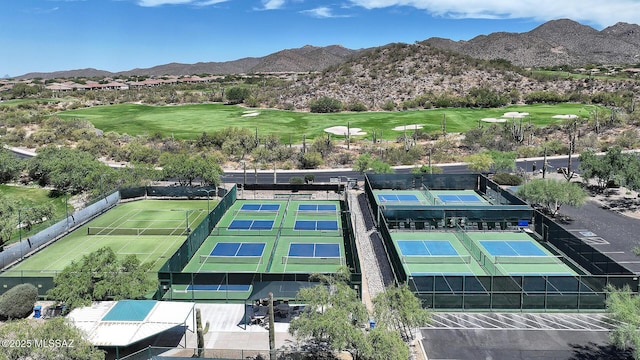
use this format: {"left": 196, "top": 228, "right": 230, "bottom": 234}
{"left": 346, "top": 189, "right": 395, "bottom": 305}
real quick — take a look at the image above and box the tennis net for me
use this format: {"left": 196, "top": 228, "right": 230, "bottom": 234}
{"left": 420, "top": 185, "right": 437, "bottom": 205}
{"left": 281, "top": 256, "right": 344, "bottom": 265}
{"left": 402, "top": 255, "right": 472, "bottom": 264}
{"left": 87, "top": 227, "right": 187, "bottom": 236}
{"left": 199, "top": 255, "right": 263, "bottom": 264}
{"left": 494, "top": 255, "right": 564, "bottom": 264}
{"left": 455, "top": 226, "right": 482, "bottom": 260}
{"left": 233, "top": 209, "right": 279, "bottom": 217}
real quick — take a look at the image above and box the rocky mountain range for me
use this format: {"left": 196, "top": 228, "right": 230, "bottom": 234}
{"left": 423, "top": 19, "right": 640, "bottom": 67}
{"left": 18, "top": 45, "right": 362, "bottom": 80}
{"left": 16, "top": 19, "right": 640, "bottom": 80}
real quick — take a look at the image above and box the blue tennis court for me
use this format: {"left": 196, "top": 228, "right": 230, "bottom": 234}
{"left": 228, "top": 219, "right": 274, "bottom": 230}
{"left": 186, "top": 284, "right": 252, "bottom": 292}
{"left": 240, "top": 203, "right": 280, "bottom": 212}
{"left": 377, "top": 194, "right": 420, "bottom": 202}
{"left": 437, "top": 194, "right": 483, "bottom": 203}
{"left": 294, "top": 220, "right": 339, "bottom": 231}
{"left": 288, "top": 243, "right": 341, "bottom": 258}
{"left": 298, "top": 204, "right": 337, "bottom": 212}
{"left": 480, "top": 240, "right": 546, "bottom": 257}
{"left": 210, "top": 242, "right": 266, "bottom": 257}
{"left": 397, "top": 240, "right": 459, "bottom": 256}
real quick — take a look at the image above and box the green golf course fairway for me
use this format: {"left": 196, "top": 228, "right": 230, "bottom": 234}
{"left": 56, "top": 103, "right": 602, "bottom": 141}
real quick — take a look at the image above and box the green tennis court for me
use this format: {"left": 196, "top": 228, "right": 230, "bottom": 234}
{"left": 461, "top": 231, "right": 577, "bottom": 276}
{"left": 3, "top": 200, "right": 211, "bottom": 276}
{"left": 372, "top": 190, "right": 431, "bottom": 206}
{"left": 182, "top": 199, "right": 345, "bottom": 274}
{"left": 391, "top": 232, "right": 488, "bottom": 276}
{"left": 428, "top": 190, "right": 493, "bottom": 206}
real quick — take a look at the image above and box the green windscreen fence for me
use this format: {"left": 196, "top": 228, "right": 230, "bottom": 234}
{"left": 158, "top": 185, "right": 237, "bottom": 273}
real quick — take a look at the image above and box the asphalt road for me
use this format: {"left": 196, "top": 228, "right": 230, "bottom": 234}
{"left": 6, "top": 146, "right": 578, "bottom": 184}
{"left": 220, "top": 156, "right": 578, "bottom": 184}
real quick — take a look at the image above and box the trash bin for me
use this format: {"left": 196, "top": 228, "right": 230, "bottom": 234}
{"left": 369, "top": 318, "right": 375, "bottom": 329}
{"left": 33, "top": 305, "right": 42, "bottom": 318}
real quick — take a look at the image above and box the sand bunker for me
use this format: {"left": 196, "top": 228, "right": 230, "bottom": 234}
{"left": 392, "top": 124, "right": 424, "bottom": 131}
{"left": 552, "top": 114, "right": 578, "bottom": 119}
{"left": 241, "top": 111, "right": 260, "bottom": 117}
{"left": 503, "top": 112, "right": 529, "bottom": 118}
{"left": 324, "top": 126, "right": 367, "bottom": 136}
{"left": 481, "top": 118, "right": 507, "bottom": 123}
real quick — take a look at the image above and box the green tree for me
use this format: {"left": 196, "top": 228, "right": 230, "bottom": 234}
{"left": 27, "top": 147, "right": 113, "bottom": 194}
{"left": 365, "top": 328, "right": 410, "bottom": 360}
{"left": 0, "top": 194, "right": 53, "bottom": 248}
{"left": 465, "top": 153, "right": 494, "bottom": 173}
{"left": 488, "top": 150, "right": 517, "bottom": 173}
{"left": 47, "top": 247, "right": 156, "bottom": 312}
{"left": 159, "top": 153, "right": 222, "bottom": 187}
{"left": 372, "top": 284, "right": 431, "bottom": 341}
{"left": 579, "top": 148, "right": 626, "bottom": 189}
{"left": 225, "top": 86, "right": 251, "bottom": 104}
{"left": 354, "top": 154, "right": 373, "bottom": 173}
{"left": 516, "top": 179, "right": 587, "bottom": 216}
{"left": 289, "top": 269, "right": 421, "bottom": 360}
{"left": 0, "top": 147, "right": 23, "bottom": 183}
{"left": 289, "top": 269, "right": 369, "bottom": 360}
{"left": 606, "top": 285, "right": 640, "bottom": 359}
{"left": 369, "top": 159, "right": 394, "bottom": 174}
{"left": 0, "top": 283, "right": 38, "bottom": 320}
{"left": 0, "top": 193, "right": 20, "bottom": 247}
{"left": 353, "top": 154, "right": 394, "bottom": 174}
{"left": 0, "top": 317, "right": 105, "bottom": 360}
{"left": 20, "top": 203, "right": 54, "bottom": 232}
{"left": 117, "top": 162, "right": 162, "bottom": 188}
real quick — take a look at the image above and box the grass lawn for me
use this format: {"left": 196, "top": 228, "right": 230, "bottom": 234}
{"left": 56, "top": 103, "right": 603, "bottom": 142}
{"left": 0, "top": 185, "right": 72, "bottom": 244}
{"left": 4, "top": 199, "right": 213, "bottom": 276}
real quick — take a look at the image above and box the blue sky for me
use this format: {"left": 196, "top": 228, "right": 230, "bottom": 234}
{"left": 2, "top": 0, "right": 640, "bottom": 77}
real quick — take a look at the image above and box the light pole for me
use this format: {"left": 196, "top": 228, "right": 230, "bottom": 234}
{"left": 185, "top": 209, "right": 193, "bottom": 234}
{"left": 99, "top": 173, "right": 109, "bottom": 203}
{"left": 200, "top": 189, "right": 216, "bottom": 213}
{"left": 18, "top": 207, "right": 31, "bottom": 259}
{"left": 65, "top": 192, "right": 69, "bottom": 226}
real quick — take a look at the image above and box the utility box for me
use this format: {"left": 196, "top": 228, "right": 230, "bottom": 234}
{"left": 33, "top": 305, "right": 42, "bottom": 318}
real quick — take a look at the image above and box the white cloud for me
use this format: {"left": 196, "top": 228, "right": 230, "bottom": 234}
{"left": 301, "top": 6, "right": 350, "bottom": 18}
{"left": 347, "top": 0, "right": 640, "bottom": 28}
{"left": 138, "top": 0, "right": 194, "bottom": 6}
{"left": 137, "top": 0, "right": 226, "bottom": 6}
{"left": 262, "top": 0, "right": 286, "bottom": 10}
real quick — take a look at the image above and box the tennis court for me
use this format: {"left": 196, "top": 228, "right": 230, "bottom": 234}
{"left": 269, "top": 236, "right": 345, "bottom": 273}
{"left": 184, "top": 236, "right": 272, "bottom": 273}
{"left": 463, "top": 231, "right": 577, "bottom": 276}
{"left": 429, "top": 190, "right": 492, "bottom": 206}
{"left": 4, "top": 200, "right": 210, "bottom": 275}
{"left": 183, "top": 199, "right": 345, "bottom": 276}
{"left": 391, "top": 232, "right": 488, "bottom": 276}
{"left": 372, "top": 190, "right": 431, "bottom": 205}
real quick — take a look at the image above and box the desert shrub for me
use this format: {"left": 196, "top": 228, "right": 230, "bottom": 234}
{"left": 309, "top": 97, "right": 342, "bottom": 113}
{"left": 289, "top": 177, "right": 304, "bottom": 184}
{"left": 492, "top": 172, "right": 523, "bottom": 186}
{"left": 0, "top": 283, "right": 38, "bottom": 320}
